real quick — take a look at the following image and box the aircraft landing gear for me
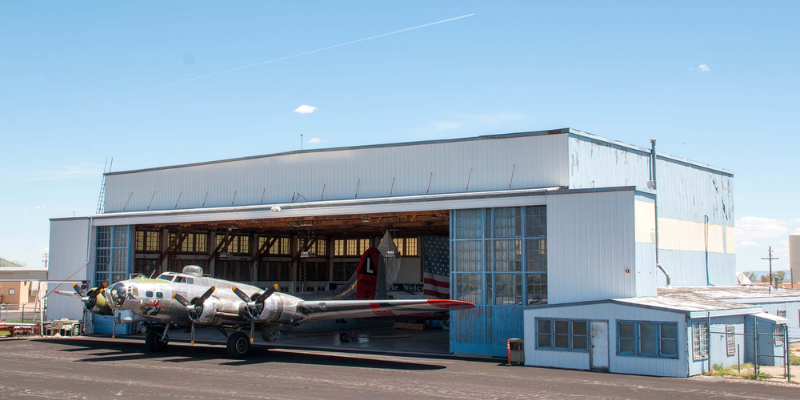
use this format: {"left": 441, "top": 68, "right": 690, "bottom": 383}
{"left": 227, "top": 332, "right": 251, "bottom": 358}
{"left": 145, "top": 326, "right": 169, "bottom": 352}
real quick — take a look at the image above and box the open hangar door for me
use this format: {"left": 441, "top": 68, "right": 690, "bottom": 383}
{"left": 130, "top": 210, "right": 453, "bottom": 354}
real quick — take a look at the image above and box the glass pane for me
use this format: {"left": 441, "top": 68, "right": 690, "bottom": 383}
{"left": 555, "top": 334, "right": 569, "bottom": 349}
{"left": 555, "top": 320, "right": 569, "bottom": 334}
{"left": 661, "top": 339, "right": 677, "bottom": 356}
{"left": 572, "top": 321, "right": 587, "bottom": 336}
{"left": 640, "top": 323, "right": 656, "bottom": 339}
{"left": 494, "top": 240, "right": 522, "bottom": 272}
{"left": 619, "top": 323, "right": 635, "bottom": 338}
{"left": 112, "top": 248, "right": 127, "bottom": 272}
{"left": 525, "top": 206, "right": 547, "bottom": 237}
{"left": 493, "top": 207, "right": 521, "bottom": 238}
{"left": 525, "top": 239, "right": 547, "bottom": 272}
{"left": 661, "top": 323, "right": 677, "bottom": 339}
{"left": 494, "top": 274, "right": 522, "bottom": 306}
{"left": 455, "top": 273, "right": 482, "bottom": 305}
{"left": 640, "top": 338, "right": 656, "bottom": 355}
{"left": 537, "top": 334, "right": 552, "bottom": 348}
{"left": 114, "top": 226, "right": 128, "bottom": 247}
{"left": 619, "top": 338, "right": 635, "bottom": 353}
{"left": 486, "top": 274, "right": 493, "bottom": 305}
{"left": 572, "top": 335, "right": 587, "bottom": 351}
{"left": 537, "top": 319, "right": 551, "bottom": 334}
{"left": 455, "top": 241, "right": 482, "bottom": 272}
{"left": 455, "top": 209, "right": 482, "bottom": 239}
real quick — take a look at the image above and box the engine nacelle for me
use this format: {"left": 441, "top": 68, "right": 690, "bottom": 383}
{"left": 253, "top": 293, "right": 306, "bottom": 325}
{"left": 191, "top": 297, "right": 221, "bottom": 326}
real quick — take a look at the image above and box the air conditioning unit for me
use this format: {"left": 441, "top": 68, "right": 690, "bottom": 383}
{"left": 300, "top": 251, "right": 316, "bottom": 258}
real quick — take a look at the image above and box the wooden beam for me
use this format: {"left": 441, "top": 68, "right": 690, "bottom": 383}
{"left": 292, "top": 238, "right": 318, "bottom": 262}
{"left": 253, "top": 236, "right": 279, "bottom": 263}
{"left": 209, "top": 233, "right": 234, "bottom": 261}
{"left": 159, "top": 228, "right": 189, "bottom": 263}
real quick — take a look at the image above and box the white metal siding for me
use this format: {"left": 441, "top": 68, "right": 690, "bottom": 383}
{"left": 47, "top": 218, "right": 91, "bottom": 321}
{"left": 524, "top": 303, "right": 689, "bottom": 377}
{"left": 104, "top": 134, "right": 569, "bottom": 213}
{"left": 547, "top": 191, "right": 638, "bottom": 304}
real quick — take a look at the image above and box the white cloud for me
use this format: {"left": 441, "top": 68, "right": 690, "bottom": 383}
{"left": 435, "top": 121, "right": 460, "bottom": 131}
{"left": 43, "top": 247, "right": 49, "bottom": 253}
{"left": 294, "top": 105, "right": 317, "bottom": 114}
{"left": 307, "top": 137, "right": 322, "bottom": 144}
{"left": 735, "top": 216, "right": 788, "bottom": 241}
{"left": 698, "top": 64, "right": 711, "bottom": 72}
{"left": 738, "top": 240, "right": 758, "bottom": 247}
{"left": 34, "top": 205, "right": 47, "bottom": 210}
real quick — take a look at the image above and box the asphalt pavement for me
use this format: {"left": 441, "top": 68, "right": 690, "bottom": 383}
{"left": 0, "top": 336, "right": 797, "bottom": 399}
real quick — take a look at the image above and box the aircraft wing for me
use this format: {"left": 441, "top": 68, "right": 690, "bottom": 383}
{"left": 51, "top": 290, "right": 82, "bottom": 299}
{"left": 297, "top": 299, "right": 474, "bottom": 321}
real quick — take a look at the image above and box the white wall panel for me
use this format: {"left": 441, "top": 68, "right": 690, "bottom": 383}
{"left": 47, "top": 218, "right": 91, "bottom": 321}
{"left": 547, "top": 191, "right": 638, "bottom": 304}
{"left": 104, "top": 134, "right": 570, "bottom": 213}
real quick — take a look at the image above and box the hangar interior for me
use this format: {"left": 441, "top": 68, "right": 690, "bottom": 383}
{"left": 128, "top": 210, "right": 449, "bottom": 297}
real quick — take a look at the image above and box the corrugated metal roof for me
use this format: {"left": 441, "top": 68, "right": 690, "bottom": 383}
{"left": 105, "top": 127, "right": 733, "bottom": 177}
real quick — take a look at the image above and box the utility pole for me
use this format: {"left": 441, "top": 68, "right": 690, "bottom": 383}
{"left": 42, "top": 253, "right": 49, "bottom": 269}
{"left": 762, "top": 247, "right": 779, "bottom": 295}
{"left": 301, "top": 133, "right": 304, "bottom": 150}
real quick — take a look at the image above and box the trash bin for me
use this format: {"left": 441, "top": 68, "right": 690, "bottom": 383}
{"left": 507, "top": 338, "right": 524, "bottom": 365}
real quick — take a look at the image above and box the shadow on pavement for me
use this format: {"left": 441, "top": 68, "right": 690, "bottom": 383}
{"left": 35, "top": 337, "right": 446, "bottom": 371}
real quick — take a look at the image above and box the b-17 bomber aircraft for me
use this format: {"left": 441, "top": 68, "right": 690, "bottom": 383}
{"left": 55, "top": 248, "right": 473, "bottom": 357}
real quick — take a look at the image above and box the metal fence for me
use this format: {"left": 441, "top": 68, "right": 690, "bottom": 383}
{"left": 708, "top": 324, "right": 796, "bottom": 382}
{"left": 0, "top": 303, "right": 44, "bottom": 323}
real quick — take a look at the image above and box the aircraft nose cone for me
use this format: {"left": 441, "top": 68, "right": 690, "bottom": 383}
{"left": 109, "top": 282, "right": 127, "bottom": 309}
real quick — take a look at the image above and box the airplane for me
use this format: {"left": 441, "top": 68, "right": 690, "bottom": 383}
{"left": 54, "top": 247, "right": 473, "bottom": 357}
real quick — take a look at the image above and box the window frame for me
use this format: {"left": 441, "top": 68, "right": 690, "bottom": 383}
{"left": 725, "top": 325, "right": 736, "bottom": 356}
{"left": 692, "top": 322, "right": 709, "bottom": 360}
{"left": 333, "top": 238, "right": 371, "bottom": 257}
{"left": 775, "top": 325, "right": 785, "bottom": 347}
{"left": 617, "top": 320, "right": 679, "bottom": 359}
{"left": 535, "top": 318, "right": 590, "bottom": 353}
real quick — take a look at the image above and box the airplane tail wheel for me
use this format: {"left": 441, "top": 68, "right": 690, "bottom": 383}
{"left": 145, "top": 329, "right": 168, "bottom": 352}
{"left": 227, "top": 332, "right": 251, "bottom": 358}
{"left": 339, "top": 331, "right": 350, "bottom": 343}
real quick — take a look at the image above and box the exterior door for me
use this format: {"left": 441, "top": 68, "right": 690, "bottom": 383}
{"left": 590, "top": 321, "right": 609, "bottom": 372}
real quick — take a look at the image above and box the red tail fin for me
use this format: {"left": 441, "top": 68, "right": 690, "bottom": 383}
{"left": 356, "top": 248, "right": 381, "bottom": 300}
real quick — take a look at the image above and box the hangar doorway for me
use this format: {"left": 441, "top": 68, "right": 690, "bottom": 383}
{"left": 131, "top": 210, "right": 452, "bottom": 355}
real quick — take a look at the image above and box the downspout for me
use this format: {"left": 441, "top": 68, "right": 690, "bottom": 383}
{"left": 651, "top": 139, "right": 670, "bottom": 287}
{"left": 705, "top": 215, "right": 713, "bottom": 286}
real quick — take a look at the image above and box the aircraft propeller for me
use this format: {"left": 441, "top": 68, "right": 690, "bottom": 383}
{"left": 232, "top": 284, "right": 279, "bottom": 343}
{"left": 173, "top": 286, "right": 216, "bottom": 345}
{"left": 73, "top": 282, "right": 107, "bottom": 310}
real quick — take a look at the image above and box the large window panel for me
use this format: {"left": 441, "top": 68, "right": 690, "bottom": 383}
{"left": 494, "top": 273, "right": 522, "bottom": 305}
{"left": 455, "top": 273, "right": 482, "bottom": 305}
{"left": 455, "top": 241, "right": 482, "bottom": 272}
{"left": 526, "top": 273, "right": 547, "bottom": 305}
{"left": 494, "top": 240, "right": 522, "bottom": 272}
{"left": 455, "top": 209, "right": 483, "bottom": 239}
{"left": 525, "top": 239, "right": 547, "bottom": 272}
{"left": 493, "top": 208, "right": 522, "bottom": 238}
{"left": 525, "top": 206, "right": 547, "bottom": 237}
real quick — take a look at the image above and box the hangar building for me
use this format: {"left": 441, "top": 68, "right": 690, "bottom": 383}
{"left": 47, "top": 127, "right": 799, "bottom": 375}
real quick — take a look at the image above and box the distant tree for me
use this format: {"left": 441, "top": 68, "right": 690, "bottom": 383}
{"left": 744, "top": 272, "right": 757, "bottom": 281}
{"left": 775, "top": 271, "right": 786, "bottom": 284}
{"left": 759, "top": 274, "right": 770, "bottom": 283}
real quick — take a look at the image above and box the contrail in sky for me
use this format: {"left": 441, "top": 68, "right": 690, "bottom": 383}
{"left": 71, "top": 13, "right": 476, "bottom": 109}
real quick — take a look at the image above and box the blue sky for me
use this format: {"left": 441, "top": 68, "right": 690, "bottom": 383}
{"left": 1, "top": 1, "right": 798, "bottom": 272}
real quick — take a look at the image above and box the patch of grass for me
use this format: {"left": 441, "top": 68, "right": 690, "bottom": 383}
{"left": 790, "top": 353, "right": 800, "bottom": 366}
{"left": 704, "top": 363, "right": 759, "bottom": 379}
{"left": 0, "top": 331, "right": 10, "bottom": 337}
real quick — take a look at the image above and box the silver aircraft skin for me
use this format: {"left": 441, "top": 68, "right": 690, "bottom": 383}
{"left": 55, "top": 248, "right": 473, "bottom": 357}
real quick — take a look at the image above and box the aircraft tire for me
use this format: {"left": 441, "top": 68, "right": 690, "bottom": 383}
{"left": 145, "top": 329, "right": 169, "bottom": 352}
{"left": 227, "top": 332, "right": 251, "bottom": 358}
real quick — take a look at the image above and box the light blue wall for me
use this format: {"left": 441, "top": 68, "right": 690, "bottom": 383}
{"left": 568, "top": 134, "right": 736, "bottom": 288}
{"left": 657, "top": 250, "right": 737, "bottom": 287}
{"left": 743, "top": 300, "right": 800, "bottom": 342}
{"left": 688, "top": 316, "right": 746, "bottom": 376}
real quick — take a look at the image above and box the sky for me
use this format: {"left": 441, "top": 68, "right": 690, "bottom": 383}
{"left": 0, "top": 1, "right": 798, "bottom": 272}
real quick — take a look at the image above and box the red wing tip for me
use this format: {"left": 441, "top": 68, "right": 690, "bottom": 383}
{"left": 426, "top": 299, "right": 475, "bottom": 310}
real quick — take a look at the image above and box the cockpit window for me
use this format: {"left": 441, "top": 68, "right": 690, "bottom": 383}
{"left": 156, "top": 274, "right": 175, "bottom": 282}
{"left": 109, "top": 282, "right": 126, "bottom": 308}
{"left": 175, "top": 276, "right": 185, "bottom": 283}
{"left": 186, "top": 277, "right": 194, "bottom": 285}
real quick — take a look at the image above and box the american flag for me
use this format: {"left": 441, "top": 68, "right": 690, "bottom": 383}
{"left": 422, "top": 235, "right": 450, "bottom": 299}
